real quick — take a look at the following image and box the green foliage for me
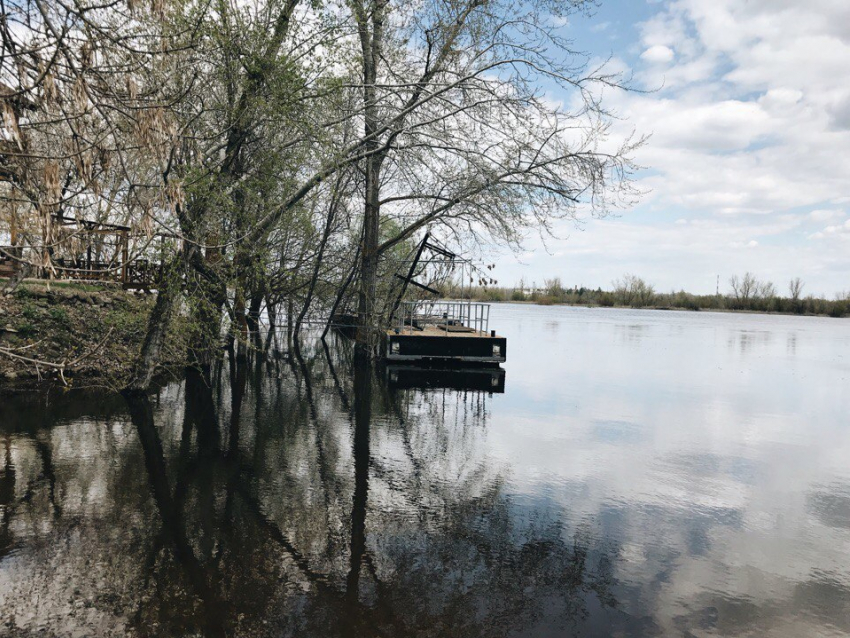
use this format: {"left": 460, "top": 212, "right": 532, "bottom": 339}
{"left": 612, "top": 275, "right": 655, "bottom": 308}
{"left": 21, "top": 304, "right": 38, "bottom": 320}
{"left": 104, "top": 306, "right": 149, "bottom": 340}
{"left": 596, "top": 292, "right": 615, "bottom": 307}
{"left": 15, "top": 321, "right": 36, "bottom": 337}
{"left": 48, "top": 307, "right": 69, "bottom": 323}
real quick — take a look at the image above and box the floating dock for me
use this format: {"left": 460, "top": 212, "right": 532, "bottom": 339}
{"left": 383, "top": 301, "right": 506, "bottom": 364}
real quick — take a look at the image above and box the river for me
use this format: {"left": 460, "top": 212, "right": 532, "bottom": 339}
{"left": 1, "top": 304, "right": 849, "bottom": 637}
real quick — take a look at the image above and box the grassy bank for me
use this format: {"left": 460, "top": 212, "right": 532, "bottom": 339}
{"left": 0, "top": 282, "right": 187, "bottom": 386}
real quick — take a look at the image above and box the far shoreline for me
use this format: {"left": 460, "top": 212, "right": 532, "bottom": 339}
{"left": 443, "top": 298, "right": 850, "bottom": 320}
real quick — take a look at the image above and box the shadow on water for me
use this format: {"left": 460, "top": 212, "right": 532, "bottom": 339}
{"left": 0, "top": 341, "right": 617, "bottom": 637}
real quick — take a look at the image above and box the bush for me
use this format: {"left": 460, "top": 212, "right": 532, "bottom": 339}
{"left": 677, "top": 294, "right": 701, "bottom": 311}
{"left": 597, "top": 292, "right": 615, "bottom": 307}
{"left": 828, "top": 302, "right": 847, "bottom": 318}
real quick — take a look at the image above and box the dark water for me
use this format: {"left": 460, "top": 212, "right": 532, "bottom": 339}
{"left": 1, "top": 305, "right": 849, "bottom": 637}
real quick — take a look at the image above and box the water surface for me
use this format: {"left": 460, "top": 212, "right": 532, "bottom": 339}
{"left": 1, "top": 305, "right": 849, "bottom": 637}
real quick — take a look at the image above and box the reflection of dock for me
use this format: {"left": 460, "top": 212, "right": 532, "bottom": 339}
{"left": 386, "top": 364, "right": 505, "bottom": 393}
{"left": 384, "top": 301, "right": 507, "bottom": 364}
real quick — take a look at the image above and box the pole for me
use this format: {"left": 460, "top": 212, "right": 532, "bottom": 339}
{"left": 9, "top": 211, "right": 17, "bottom": 246}
{"left": 467, "top": 260, "right": 472, "bottom": 328}
{"left": 121, "top": 230, "right": 129, "bottom": 284}
{"left": 389, "top": 232, "right": 430, "bottom": 324}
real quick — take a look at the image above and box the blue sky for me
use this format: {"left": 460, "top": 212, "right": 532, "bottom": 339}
{"left": 492, "top": 0, "right": 850, "bottom": 297}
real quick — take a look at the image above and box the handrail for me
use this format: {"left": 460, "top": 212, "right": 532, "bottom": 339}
{"left": 397, "top": 300, "right": 491, "bottom": 334}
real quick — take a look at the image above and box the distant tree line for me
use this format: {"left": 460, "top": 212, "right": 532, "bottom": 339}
{"left": 442, "top": 273, "right": 850, "bottom": 318}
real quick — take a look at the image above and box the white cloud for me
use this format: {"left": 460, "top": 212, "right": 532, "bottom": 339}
{"left": 758, "top": 88, "right": 803, "bottom": 112}
{"left": 819, "top": 219, "right": 850, "bottom": 238}
{"left": 640, "top": 45, "right": 675, "bottom": 63}
{"left": 809, "top": 209, "right": 846, "bottom": 222}
{"left": 497, "top": 0, "right": 850, "bottom": 295}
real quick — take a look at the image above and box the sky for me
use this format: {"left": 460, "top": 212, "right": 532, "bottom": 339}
{"left": 491, "top": 0, "right": 850, "bottom": 297}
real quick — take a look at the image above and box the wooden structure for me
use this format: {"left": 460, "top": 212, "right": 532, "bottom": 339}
{"left": 384, "top": 300, "right": 506, "bottom": 364}
{"left": 330, "top": 235, "right": 508, "bottom": 365}
{"left": 50, "top": 216, "right": 132, "bottom": 284}
{"left": 0, "top": 213, "right": 163, "bottom": 290}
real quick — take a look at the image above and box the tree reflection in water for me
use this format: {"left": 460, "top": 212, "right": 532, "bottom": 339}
{"left": 0, "top": 342, "right": 615, "bottom": 637}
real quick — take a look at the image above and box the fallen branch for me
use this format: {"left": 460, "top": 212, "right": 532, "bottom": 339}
{"left": 0, "top": 327, "right": 115, "bottom": 385}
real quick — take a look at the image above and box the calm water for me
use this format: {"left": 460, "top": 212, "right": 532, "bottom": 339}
{"left": 1, "top": 305, "right": 849, "bottom": 637}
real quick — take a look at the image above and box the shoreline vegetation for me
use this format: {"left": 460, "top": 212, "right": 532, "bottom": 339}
{"left": 442, "top": 274, "right": 850, "bottom": 318}
{"left": 1, "top": 271, "right": 846, "bottom": 385}
{"left": 0, "top": 282, "right": 187, "bottom": 385}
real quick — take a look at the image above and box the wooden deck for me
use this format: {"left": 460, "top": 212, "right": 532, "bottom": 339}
{"left": 392, "top": 325, "right": 501, "bottom": 338}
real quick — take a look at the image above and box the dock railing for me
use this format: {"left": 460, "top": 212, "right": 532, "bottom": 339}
{"left": 0, "top": 245, "right": 162, "bottom": 289}
{"left": 396, "top": 300, "right": 491, "bottom": 334}
{"left": 0, "top": 245, "right": 18, "bottom": 277}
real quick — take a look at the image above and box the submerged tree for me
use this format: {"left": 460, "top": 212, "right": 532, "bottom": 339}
{"left": 345, "top": 0, "right": 641, "bottom": 354}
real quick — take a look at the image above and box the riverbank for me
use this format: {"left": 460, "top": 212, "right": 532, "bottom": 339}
{"left": 442, "top": 283, "right": 850, "bottom": 318}
{"left": 452, "top": 298, "right": 850, "bottom": 318}
{"left": 0, "top": 282, "right": 187, "bottom": 386}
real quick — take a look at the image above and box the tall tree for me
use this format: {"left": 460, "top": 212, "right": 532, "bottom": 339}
{"left": 346, "top": 0, "right": 640, "bottom": 354}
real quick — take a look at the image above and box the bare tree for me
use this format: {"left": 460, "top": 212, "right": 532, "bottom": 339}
{"left": 730, "top": 272, "right": 758, "bottom": 301}
{"left": 3, "top": 0, "right": 644, "bottom": 384}
{"left": 613, "top": 274, "right": 655, "bottom": 307}
{"left": 0, "top": 0, "right": 186, "bottom": 277}
{"left": 789, "top": 277, "right": 804, "bottom": 301}
{"left": 758, "top": 281, "right": 776, "bottom": 299}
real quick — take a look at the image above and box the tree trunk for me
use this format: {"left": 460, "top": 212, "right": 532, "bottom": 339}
{"left": 294, "top": 175, "right": 346, "bottom": 341}
{"left": 286, "top": 296, "right": 294, "bottom": 353}
{"left": 354, "top": 1, "right": 386, "bottom": 357}
{"left": 124, "top": 253, "right": 186, "bottom": 393}
{"left": 233, "top": 281, "right": 249, "bottom": 361}
{"left": 188, "top": 245, "right": 226, "bottom": 372}
{"left": 247, "top": 291, "right": 264, "bottom": 351}
{"left": 357, "top": 154, "right": 381, "bottom": 357}
{"left": 322, "top": 244, "right": 360, "bottom": 340}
